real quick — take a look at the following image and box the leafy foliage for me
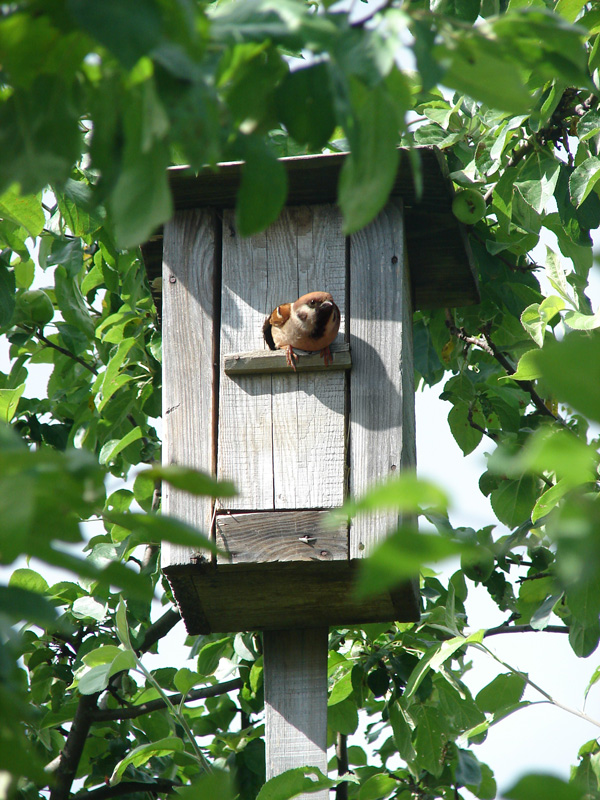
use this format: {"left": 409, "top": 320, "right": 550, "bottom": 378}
{"left": 1, "top": 0, "right": 600, "bottom": 799}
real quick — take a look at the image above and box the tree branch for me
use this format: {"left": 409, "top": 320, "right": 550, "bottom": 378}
{"left": 19, "top": 325, "right": 99, "bottom": 375}
{"left": 136, "top": 608, "right": 181, "bottom": 656}
{"left": 73, "top": 779, "right": 180, "bottom": 800}
{"left": 479, "top": 327, "right": 566, "bottom": 425}
{"left": 484, "top": 624, "right": 569, "bottom": 637}
{"left": 335, "top": 733, "right": 349, "bottom": 800}
{"left": 92, "top": 678, "right": 243, "bottom": 722}
{"left": 50, "top": 692, "right": 99, "bottom": 800}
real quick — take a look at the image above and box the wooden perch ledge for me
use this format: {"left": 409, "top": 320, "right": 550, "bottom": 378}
{"left": 224, "top": 341, "right": 351, "bottom": 375}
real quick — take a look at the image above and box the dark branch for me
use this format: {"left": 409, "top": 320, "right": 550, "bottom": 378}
{"left": 50, "top": 692, "right": 99, "bottom": 800}
{"left": 485, "top": 624, "right": 569, "bottom": 637}
{"left": 73, "top": 779, "right": 180, "bottom": 800}
{"left": 136, "top": 608, "right": 181, "bottom": 656}
{"left": 335, "top": 733, "right": 349, "bottom": 800}
{"left": 92, "top": 678, "right": 243, "bottom": 722}
{"left": 20, "top": 325, "right": 99, "bottom": 375}
{"left": 479, "top": 328, "right": 566, "bottom": 425}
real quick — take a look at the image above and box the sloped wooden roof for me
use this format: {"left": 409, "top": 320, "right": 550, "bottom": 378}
{"left": 140, "top": 147, "right": 478, "bottom": 310}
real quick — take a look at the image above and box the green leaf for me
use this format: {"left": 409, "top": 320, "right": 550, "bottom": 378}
{"left": 276, "top": 63, "right": 335, "bottom": 150}
{"left": 111, "top": 142, "right": 173, "bottom": 250}
{"left": 532, "top": 479, "right": 570, "bottom": 523}
{"left": 515, "top": 154, "right": 561, "bottom": 214}
{"left": 530, "top": 333, "right": 600, "bottom": 421}
{"left": 174, "top": 771, "right": 235, "bottom": 800}
{"left": 0, "top": 186, "right": 45, "bottom": 237}
{"left": 173, "top": 668, "right": 201, "bottom": 696}
{"left": 54, "top": 266, "right": 94, "bottom": 339}
{"left": 98, "top": 427, "right": 143, "bottom": 467}
{"left": 8, "top": 568, "right": 48, "bottom": 594}
{"left": 389, "top": 702, "right": 416, "bottom": 762}
{"left": 355, "top": 526, "right": 462, "bottom": 599}
{"left": 143, "top": 464, "right": 237, "bottom": 498}
{"left": 569, "top": 156, "right": 600, "bottom": 207}
{"left": 505, "top": 774, "right": 585, "bottom": 800}
{"left": 197, "top": 637, "right": 232, "bottom": 676}
{"left": 475, "top": 673, "right": 526, "bottom": 714}
{"left": 111, "top": 737, "right": 185, "bottom": 785}
{"left": 68, "top": 0, "right": 163, "bottom": 70}
{"left": 336, "top": 474, "right": 448, "bottom": 520}
{"left": 404, "top": 631, "right": 484, "bottom": 701}
{"left": 413, "top": 704, "right": 447, "bottom": 777}
{"left": 436, "top": 35, "right": 532, "bottom": 113}
{"left": 71, "top": 596, "right": 107, "bottom": 621}
{"left": 0, "top": 586, "right": 58, "bottom": 627}
{"left": 328, "top": 698, "right": 359, "bottom": 735}
{"left": 567, "top": 580, "right": 600, "bottom": 657}
{"left": 104, "top": 511, "right": 218, "bottom": 553}
{"left": 521, "top": 296, "right": 565, "bottom": 346}
{"left": 115, "top": 598, "right": 133, "bottom": 650}
{"left": 564, "top": 307, "right": 600, "bottom": 330}
{"left": 328, "top": 671, "right": 354, "bottom": 707}
{"left": 0, "top": 384, "right": 25, "bottom": 423}
{"left": 358, "top": 773, "right": 397, "bottom": 800}
{"left": 502, "top": 349, "right": 542, "bottom": 382}
{"left": 255, "top": 766, "right": 340, "bottom": 800}
{"left": 490, "top": 476, "right": 539, "bottom": 528}
{"left": 456, "top": 749, "right": 482, "bottom": 789}
{"left": 447, "top": 402, "right": 484, "bottom": 455}
{"left": 338, "top": 81, "right": 401, "bottom": 235}
{"left": 0, "top": 265, "right": 16, "bottom": 327}
{"left": 77, "top": 663, "right": 113, "bottom": 695}
{"left": 236, "top": 138, "right": 287, "bottom": 237}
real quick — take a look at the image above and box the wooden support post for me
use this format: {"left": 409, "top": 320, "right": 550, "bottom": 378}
{"left": 264, "top": 628, "right": 329, "bottom": 799}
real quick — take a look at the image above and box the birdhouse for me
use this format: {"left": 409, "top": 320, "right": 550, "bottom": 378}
{"left": 141, "top": 148, "right": 477, "bottom": 636}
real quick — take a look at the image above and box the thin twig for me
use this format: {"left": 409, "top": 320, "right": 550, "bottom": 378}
{"left": 92, "top": 679, "right": 243, "bottom": 722}
{"left": 484, "top": 624, "right": 569, "bottom": 637}
{"left": 19, "top": 325, "right": 98, "bottom": 375}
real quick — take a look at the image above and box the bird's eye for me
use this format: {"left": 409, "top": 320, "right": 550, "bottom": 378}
{"left": 308, "top": 300, "right": 316, "bottom": 307}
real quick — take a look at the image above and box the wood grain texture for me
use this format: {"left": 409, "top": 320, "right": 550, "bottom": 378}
{"left": 215, "top": 510, "right": 347, "bottom": 564}
{"left": 224, "top": 342, "right": 351, "bottom": 374}
{"left": 217, "top": 205, "right": 347, "bottom": 511}
{"left": 348, "top": 199, "right": 416, "bottom": 558}
{"left": 161, "top": 209, "right": 217, "bottom": 568}
{"left": 271, "top": 205, "right": 346, "bottom": 510}
{"left": 163, "top": 560, "right": 420, "bottom": 633}
{"left": 264, "top": 628, "right": 329, "bottom": 798}
{"left": 217, "top": 213, "right": 273, "bottom": 509}
{"left": 140, "top": 147, "right": 479, "bottom": 315}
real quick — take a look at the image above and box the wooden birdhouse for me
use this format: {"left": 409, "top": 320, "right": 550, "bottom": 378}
{"left": 141, "top": 147, "right": 477, "bottom": 788}
{"left": 140, "top": 147, "right": 477, "bottom": 635}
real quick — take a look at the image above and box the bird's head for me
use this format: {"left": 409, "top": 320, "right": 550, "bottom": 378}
{"left": 293, "top": 291, "right": 335, "bottom": 322}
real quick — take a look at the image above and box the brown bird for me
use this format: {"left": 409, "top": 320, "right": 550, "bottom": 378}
{"left": 262, "top": 291, "right": 341, "bottom": 371}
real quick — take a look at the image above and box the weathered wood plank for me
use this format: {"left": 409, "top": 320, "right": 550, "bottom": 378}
{"left": 224, "top": 342, "right": 351, "bottom": 375}
{"left": 218, "top": 205, "right": 347, "bottom": 511}
{"left": 264, "top": 627, "right": 329, "bottom": 799}
{"left": 218, "top": 212, "right": 274, "bottom": 509}
{"left": 271, "top": 205, "right": 346, "bottom": 510}
{"left": 349, "top": 199, "right": 416, "bottom": 558}
{"left": 164, "top": 560, "right": 420, "bottom": 633}
{"left": 216, "top": 510, "right": 348, "bottom": 564}
{"left": 161, "top": 209, "right": 217, "bottom": 568}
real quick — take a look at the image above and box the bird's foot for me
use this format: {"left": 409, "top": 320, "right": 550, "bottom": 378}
{"left": 284, "top": 345, "right": 298, "bottom": 371}
{"left": 320, "top": 346, "right": 333, "bottom": 367}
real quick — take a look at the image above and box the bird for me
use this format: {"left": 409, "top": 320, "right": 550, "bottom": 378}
{"left": 262, "top": 291, "right": 341, "bottom": 371}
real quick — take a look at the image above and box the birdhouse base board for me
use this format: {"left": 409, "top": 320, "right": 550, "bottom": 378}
{"left": 163, "top": 560, "right": 420, "bottom": 634}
